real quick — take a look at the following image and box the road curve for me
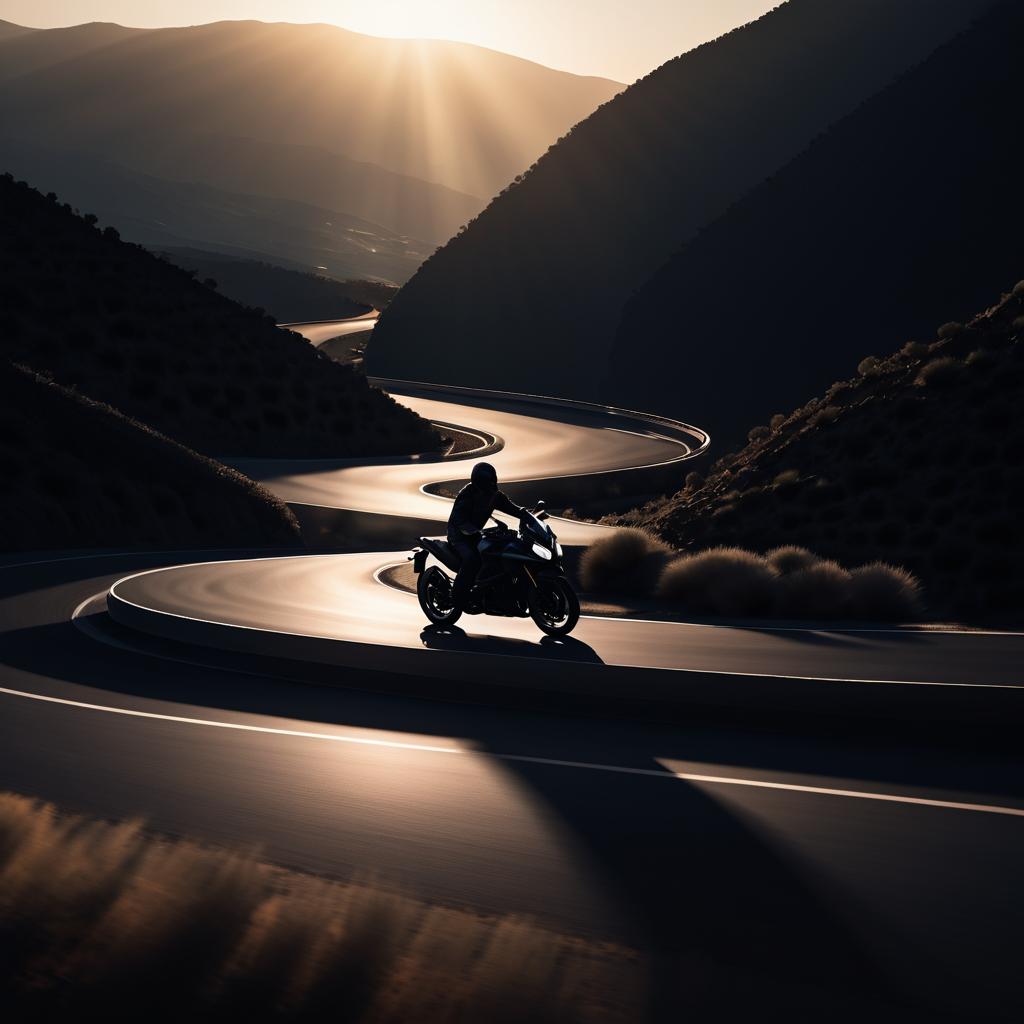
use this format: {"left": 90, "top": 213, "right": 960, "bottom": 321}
{"left": 108, "top": 362, "right": 1024, "bottom": 705}
{"left": 4, "top": 330, "right": 1024, "bottom": 1015}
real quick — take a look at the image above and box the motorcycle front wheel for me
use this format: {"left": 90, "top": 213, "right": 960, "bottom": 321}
{"left": 529, "top": 577, "right": 580, "bottom": 636}
{"left": 418, "top": 565, "right": 463, "bottom": 626}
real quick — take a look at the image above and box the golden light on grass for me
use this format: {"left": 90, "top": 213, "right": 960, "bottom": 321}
{"left": 0, "top": 791, "right": 644, "bottom": 1020}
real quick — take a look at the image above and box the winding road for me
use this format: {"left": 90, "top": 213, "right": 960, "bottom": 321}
{"left": 3, "top": 316, "right": 1024, "bottom": 1018}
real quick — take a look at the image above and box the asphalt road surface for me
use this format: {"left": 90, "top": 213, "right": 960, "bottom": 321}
{"left": 3, "top": 357, "right": 1024, "bottom": 1019}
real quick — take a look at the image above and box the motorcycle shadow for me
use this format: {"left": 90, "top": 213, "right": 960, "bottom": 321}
{"left": 419, "top": 624, "right": 603, "bottom": 664}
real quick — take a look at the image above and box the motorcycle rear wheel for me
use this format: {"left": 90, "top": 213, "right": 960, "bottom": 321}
{"left": 418, "top": 565, "right": 463, "bottom": 626}
{"left": 530, "top": 577, "right": 580, "bottom": 636}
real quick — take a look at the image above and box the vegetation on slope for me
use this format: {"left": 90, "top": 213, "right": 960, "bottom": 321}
{"left": 607, "top": 0, "right": 1024, "bottom": 447}
{"left": 0, "top": 174, "right": 438, "bottom": 457}
{"left": 612, "top": 283, "right": 1024, "bottom": 618}
{"left": 0, "top": 790, "right": 642, "bottom": 1022}
{"left": 369, "top": 0, "right": 995, "bottom": 397}
{"left": 0, "top": 362, "right": 300, "bottom": 551}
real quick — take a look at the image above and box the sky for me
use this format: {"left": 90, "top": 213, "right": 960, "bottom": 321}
{"left": 0, "top": 0, "right": 781, "bottom": 82}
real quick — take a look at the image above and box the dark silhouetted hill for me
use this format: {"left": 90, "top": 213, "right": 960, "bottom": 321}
{"left": 614, "top": 282, "right": 1024, "bottom": 618}
{"left": 0, "top": 141, "right": 432, "bottom": 282}
{"left": 368, "top": 0, "right": 996, "bottom": 397}
{"left": 159, "top": 249, "right": 371, "bottom": 323}
{"left": 607, "top": 0, "right": 1024, "bottom": 448}
{"left": 0, "top": 173, "right": 437, "bottom": 457}
{"left": 0, "top": 19, "right": 620, "bottom": 236}
{"left": 0, "top": 361, "right": 301, "bottom": 551}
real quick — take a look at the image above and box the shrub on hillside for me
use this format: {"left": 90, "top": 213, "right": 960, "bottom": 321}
{"left": 578, "top": 528, "right": 673, "bottom": 596}
{"left": 658, "top": 547, "right": 778, "bottom": 616}
{"left": 847, "top": 562, "right": 923, "bottom": 620}
{"left": 917, "top": 356, "right": 962, "bottom": 388}
{"left": 766, "top": 545, "right": 820, "bottom": 575}
{"left": 776, "top": 560, "right": 851, "bottom": 618}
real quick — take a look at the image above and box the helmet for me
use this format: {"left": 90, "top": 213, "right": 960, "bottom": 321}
{"left": 471, "top": 462, "right": 498, "bottom": 491}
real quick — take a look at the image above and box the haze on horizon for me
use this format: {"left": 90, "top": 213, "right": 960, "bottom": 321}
{"left": 1, "top": 0, "right": 779, "bottom": 82}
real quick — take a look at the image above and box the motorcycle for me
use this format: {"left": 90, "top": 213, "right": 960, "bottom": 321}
{"left": 409, "top": 502, "right": 581, "bottom": 636}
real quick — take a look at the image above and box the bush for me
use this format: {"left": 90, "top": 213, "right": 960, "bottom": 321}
{"left": 966, "top": 348, "right": 995, "bottom": 370}
{"left": 684, "top": 470, "right": 703, "bottom": 490}
{"left": 776, "top": 560, "right": 851, "bottom": 618}
{"left": 901, "top": 340, "right": 928, "bottom": 360}
{"left": 579, "top": 527, "right": 673, "bottom": 595}
{"left": 766, "top": 545, "right": 820, "bottom": 574}
{"left": 773, "top": 468, "right": 800, "bottom": 490}
{"left": 747, "top": 425, "right": 770, "bottom": 443}
{"left": 937, "top": 321, "right": 963, "bottom": 340}
{"left": 658, "top": 547, "right": 778, "bottom": 616}
{"left": 857, "top": 356, "right": 880, "bottom": 376}
{"left": 916, "top": 357, "right": 962, "bottom": 388}
{"left": 770, "top": 413, "right": 786, "bottom": 431}
{"left": 1011, "top": 280, "right": 1024, "bottom": 299}
{"left": 847, "top": 562, "right": 923, "bottom": 620}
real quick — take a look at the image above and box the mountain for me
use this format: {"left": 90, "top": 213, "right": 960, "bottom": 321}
{"left": 0, "top": 19, "right": 620, "bottom": 229}
{"left": 607, "top": 0, "right": 1024, "bottom": 447}
{"left": 613, "top": 281, "right": 1024, "bottom": 618}
{"left": 0, "top": 140, "right": 431, "bottom": 282}
{"left": 0, "top": 361, "right": 301, "bottom": 551}
{"left": 0, "top": 173, "right": 437, "bottom": 457}
{"left": 367, "top": 0, "right": 997, "bottom": 398}
{"left": 159, "top": 249, "right": 372, "bottom": 323}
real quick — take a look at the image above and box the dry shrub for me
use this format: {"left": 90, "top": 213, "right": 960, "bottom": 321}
{"left": 658, "top": 547, "right": 778, "bottom": 616}
{"left": 579, "top": 528, "right": 673, "bottom": 595}
{"left": 766, "top": 545, "right": 820, "bottom": 575}
{"left": 847, "top": 562, "right": 923, "bottom": 620}
{"left": 0, "top": 791, "right": 643, "bottom": 1022}
{"left": 916, "top": 357, "right": 962, "bottom": 388}
{"left": 776, "top": 560, "right": 851, "bottom": 618}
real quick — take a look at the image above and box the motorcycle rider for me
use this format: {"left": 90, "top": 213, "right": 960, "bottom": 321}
{"left": 448, "top": 462, "right": 525, "bottom": 608}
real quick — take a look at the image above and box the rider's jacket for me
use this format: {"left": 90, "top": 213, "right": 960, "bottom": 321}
{"left": 447, "top": 482, "right": 523, "bottom": 543}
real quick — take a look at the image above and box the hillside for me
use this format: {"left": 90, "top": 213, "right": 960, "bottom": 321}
{"left": 159, "top": 250, "right": 372, "bottom": 323}
{"left": 614, "top": 283, "right": 1024, "bottom": 618}
{"left": 607, "top": 0, "right": 1024, "bottom": 448}
{"left": 367, "top": 0, "right": 996, "bottom": 397}
{"left": 0, "top": 19, "right": 620, "bottom": 231}
{"left": 0, "top": 173, "right": 438, "bottom": 457}
{"left": 0, "top": 361, "right": 301, "bottom": 551}
{"left": 1, "top": 141, "right": 433, "bottom": 282}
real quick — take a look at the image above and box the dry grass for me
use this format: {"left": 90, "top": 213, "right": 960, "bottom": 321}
{"left": 775, "top": 560, "right": 851, "bottom": 619}
{"left": 765, "top": 545, "right": 820, "bottom": 575}
{"left": 847, "top": 562, "right": 923, "bottom": 620}
{"left": 0, "top": 792, "right": 643, "bottom": 1022}
{"left": 578, "top": 528, "right": 672, "bottom": 596}
{"left": 658, "top": 547, "right": 778, "bottom": 616}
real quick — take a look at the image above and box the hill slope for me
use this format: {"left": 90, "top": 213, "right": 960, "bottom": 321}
{"left": 615, "top": 283, "right": 1024, "bottom": 618}
{"left": 0, "top": 361, "right": 301, "bottom": 551}
{"left": 368, "top": 0, "right": 996, "bottom": 397}
{"left": 0, "top": 173, "right": 437, "bottom": 457}
{"left": 159, "top": 250, "right": 372, "bottom": 324}
{"left": 0, "top": 19, "right": 620, "bottom": 225}
{"left": 0, "top": 141, "right": 430, "bottom": 283}
{"left": 607, "top": 0, "right": 1024, "bottom": 447}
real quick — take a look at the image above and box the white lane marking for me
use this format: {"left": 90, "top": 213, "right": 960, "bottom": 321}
{"left": 1, "top": 682, "right": 1022, "bottom": 818}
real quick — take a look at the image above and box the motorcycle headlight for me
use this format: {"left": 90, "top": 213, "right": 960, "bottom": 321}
{"left": 531, "top": 542, "right": 552, "bottom": 560}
